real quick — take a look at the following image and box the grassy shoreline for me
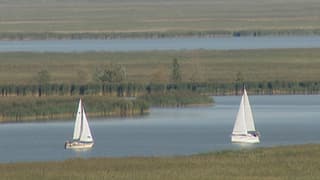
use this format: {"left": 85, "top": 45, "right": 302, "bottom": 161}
{"left": 138, "top": 91, "right": 214, "bottom": 107}
{"left": 1, "top": 144, "right": 319, "bottom": 179}
{"left": 0, "top": 96, "right": 149, "bottom": 123}
{"left": 0, "top": 92, "right": 215, "bottom": 123}
{"left": 1, "top": 29, "right": 320, "bottom": 40}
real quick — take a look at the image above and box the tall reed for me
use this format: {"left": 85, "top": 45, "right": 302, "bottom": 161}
{"left": 0, "top": 96, "right": 149, "bottom": 122}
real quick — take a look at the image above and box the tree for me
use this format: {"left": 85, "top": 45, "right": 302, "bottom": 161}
{"left": 235, "top": 72, "right": 244, "bottom": 95}
{"left": 171, "top": 58, "right": 181, "bottom": 83}
{"left": 93, "top": 63, "right": 127, "bottom": 83}
{"left": 36, "top": 70, "right": 51, "bottom": 85}
{"left": 235, "top": 72, "right": 243, "bottom": 81}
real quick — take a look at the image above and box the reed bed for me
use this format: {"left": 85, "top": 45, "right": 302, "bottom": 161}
{"left": 1, "top": 144, "right": 320, "bottom": 180}
{"left": 138, "top": 91, "right": 214, "bottom": 107}
{"left": 0, "top": 96, "right": 149, "bottom": 122}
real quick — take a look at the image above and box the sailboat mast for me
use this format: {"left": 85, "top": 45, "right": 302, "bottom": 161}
{"left": 79, "top": 99, "right": 84, "bottom": 139}
{"left": 243, "top": 88, "right": 247, "bottom": 122}
{"left": 243, "top": 87, "right": 256, "bottom": 131}
{"left": 242, "top": 94, "right": 246, "bottom": 131}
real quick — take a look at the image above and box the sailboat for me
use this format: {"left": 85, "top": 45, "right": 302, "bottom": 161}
{"left": 65, "top": 99, "right": 94, "bottom": 149}
{"left": 231, "top": 87, "right": 260, "bottom": 143}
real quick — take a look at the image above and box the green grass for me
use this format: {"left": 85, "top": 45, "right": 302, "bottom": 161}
{"left": 1, "top": 144, "right": 320, "bottom": 179}
{"left": 0, "top": 0, "right": 320, "bottom": 38}
{"left": 1, "top": 49, "right": 320, "bottom": 84}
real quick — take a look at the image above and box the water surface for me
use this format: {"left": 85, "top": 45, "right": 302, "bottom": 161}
{"left": 0, "top": 36, "right": 320, "bottom": 52}
{"left": 0, "top": 95, "right": 320, "bottom": 163}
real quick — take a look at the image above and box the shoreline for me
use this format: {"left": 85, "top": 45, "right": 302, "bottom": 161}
{"left": 0, "top": 143, "right": 319, "bottom": 179}
{"left": 0, "top": 29, "right": 320, "bottom": 41}
{"left": 0, "top": 92, "right": 215, "bottom": 123}
{"left": 0, "top": 143, "right": 311, "bottom": 163}
{"left": 0, "top": 96, "right": 150, "bottom": 123}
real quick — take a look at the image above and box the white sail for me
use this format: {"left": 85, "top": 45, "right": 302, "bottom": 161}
{"left": 243, "top": 89, "right": 256, "bottom": 131}
{"left": 231, "top": 87, "right": 259, "bottom": 143}
{"left": 72, "top": 99, "right": 82, "bottom": 140}
{"left": 79, "top": 108, "right": 93, "bottom": 142}
{"left": 232, "top": 95, "right": 247, "bottom": 135}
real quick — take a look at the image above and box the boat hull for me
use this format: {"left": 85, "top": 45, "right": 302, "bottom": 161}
{"left": 231, "top": 134, "right": 260, "bottom": 143}
{"left": 65, "top": 141, "right": 94, "bottom": 149}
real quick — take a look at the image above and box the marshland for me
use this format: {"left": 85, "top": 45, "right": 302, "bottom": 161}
{"left": 1, "top": 0, "right": 320, "bottom": 179}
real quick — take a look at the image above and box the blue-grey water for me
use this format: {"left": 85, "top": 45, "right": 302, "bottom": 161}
{"left": 0, "top": 36, "right": 320, "bottom": 52}
{"left": 0, "top": 95, "right": 320, "bottom": 163}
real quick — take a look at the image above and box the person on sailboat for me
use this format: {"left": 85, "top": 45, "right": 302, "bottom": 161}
{"left": 253, "top": 131, "right": 260, "bottom": 137}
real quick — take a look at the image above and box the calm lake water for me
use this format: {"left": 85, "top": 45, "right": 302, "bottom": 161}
{"left": 0, "top": 95, "right": 320, "bottom": 163}
{"left": 0, "top": 36, "right": 320, "bottom": 52}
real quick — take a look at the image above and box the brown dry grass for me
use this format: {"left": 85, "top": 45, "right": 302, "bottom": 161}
{"left": 1, "top": 144, "right": 320, "bottom": 180}
{"left": 0, "top": 48, "right": 320, "bottom": 84}
{"left": 0, "top": 0, "right": 319, "bottom": 34}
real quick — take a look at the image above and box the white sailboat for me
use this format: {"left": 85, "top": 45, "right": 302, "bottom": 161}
{"left": 65, "top": 99, "right": 94, "bottom": 149}
{"left": 231, "top": 87, "right": 260, "bottom": 143}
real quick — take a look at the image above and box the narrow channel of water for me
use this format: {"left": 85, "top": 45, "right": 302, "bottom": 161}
{"left": 0, "top": 36, "right": 319, "bottom": 52}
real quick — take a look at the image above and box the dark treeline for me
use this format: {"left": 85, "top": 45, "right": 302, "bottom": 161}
{"left": 145, "top": 81, "right": 320, "bottom": 95}
{"left": 0, "top": 83, "right": 145, "bottom": 97}
{"left": 1, "top": 29, "right": 320, "bottom": 40}
{"left": 1, "top": 81, "right": 320, "bottom": 97}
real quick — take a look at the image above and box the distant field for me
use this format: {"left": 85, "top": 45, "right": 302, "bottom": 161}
{"left": 0, "top": 0, "right": 320, "bottom": 38}
{"left": 1, "top": 144, "right": 320, "bottom": 180}
{"left": 1, "top": 48, "right": 320, "bottom": 84}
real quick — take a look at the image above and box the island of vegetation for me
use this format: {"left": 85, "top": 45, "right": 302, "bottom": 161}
{"left": 1, "top": 144, "right": 319, "bottom": 179}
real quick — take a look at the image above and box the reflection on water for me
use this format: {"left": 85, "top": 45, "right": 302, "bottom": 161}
{"left": 0, "top": 95, "right": 320, "bottom": 163}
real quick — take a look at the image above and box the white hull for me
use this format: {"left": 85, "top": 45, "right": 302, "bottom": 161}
{"left": 65, "top": 141, "right": 94, "bottom": 149}
{"left": 231, "top": 134, "right": 260, "bottom": 144}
